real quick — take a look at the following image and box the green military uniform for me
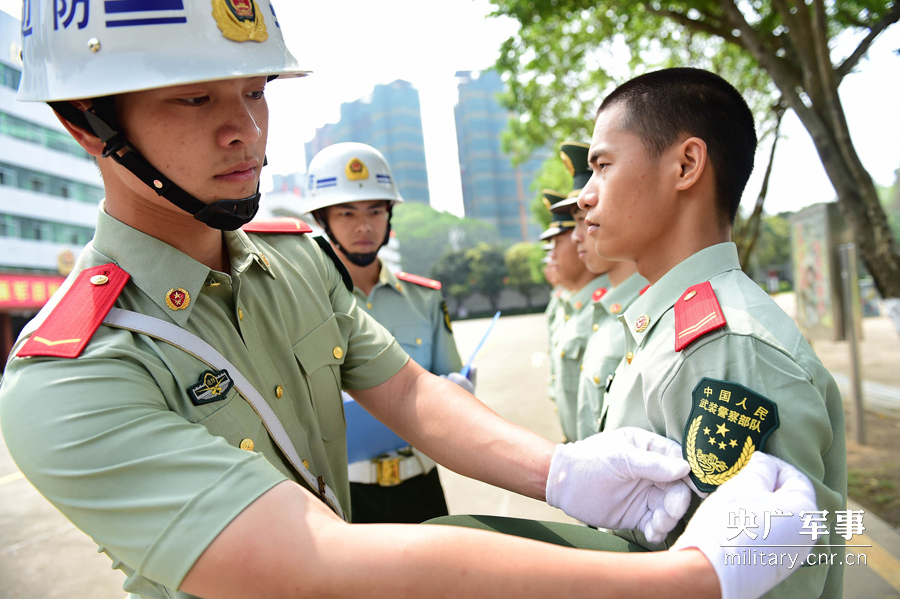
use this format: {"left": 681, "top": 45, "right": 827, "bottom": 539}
{"left": 0, "top": 208, "right": 410, "bottom": 599}
{"left": 348, "top": 262, "right": 462, "bottom": 523}
{"left": 550, "top": 274, "right": 610, "bottom": 442}
{"left": 601, "top": 242, "right": 847, "bottom": 599}
{"left": 354, "top": 263, "right": 462, "bottom": 376}
{"left": 545, "top": 286, "right": 566, "bottom": 404}
{"left": 575, "top": 272, "right": 647, "bottom": 440}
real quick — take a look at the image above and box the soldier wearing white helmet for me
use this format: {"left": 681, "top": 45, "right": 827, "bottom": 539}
{"left": 0, "top": 2, "right": 820, "bottom": 598}
{"left": 304, "top": 142, "right": 468, "bottom": 523}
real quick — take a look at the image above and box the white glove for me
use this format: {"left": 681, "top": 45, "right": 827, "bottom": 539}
{"left": 545, "top": 427, "right": 692, "bottom": 542}
{"left": 671, "top": 452, "right": 817, "bottom": 599}
{"left": 442, "top": 371, "right": 475, "bottom": 395}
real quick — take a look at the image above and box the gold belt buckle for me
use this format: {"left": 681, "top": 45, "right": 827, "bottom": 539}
{"left": 376, "top": 457, "right": 402, "bottom": 487}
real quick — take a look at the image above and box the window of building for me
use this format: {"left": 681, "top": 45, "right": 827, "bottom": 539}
{"left": 0, "top": 64, "right": 21, "bottom": 92}
{"left": 0, "top": 212, "right": 94, "bottom": 244}
{"left": 0, "top": 111, "right": 91, "bottom": 159}
{"left": 0, "top": 161, "right": 103, "bottom": 204}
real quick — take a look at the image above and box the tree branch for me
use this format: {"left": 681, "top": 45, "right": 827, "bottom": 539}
{"left": 836, "top": 3, "right": 900, "bottom": 81}
{"left": 646, "top": 6, "right": 743, "bottom": 46}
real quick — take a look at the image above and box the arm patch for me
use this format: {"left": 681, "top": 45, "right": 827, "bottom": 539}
{"left": 313, "top": 236, "right": 353, "bottom": 293}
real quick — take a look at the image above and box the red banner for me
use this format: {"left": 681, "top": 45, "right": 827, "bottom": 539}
{"left": 0, "top": 274, "right": 66, "bottom": 311}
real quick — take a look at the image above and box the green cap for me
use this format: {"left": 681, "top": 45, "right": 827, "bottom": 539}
{"left": 551, "top": 140, "right": 592, "bottom": 214}
{"left": 540, "top": 189, "right": 577, "bottom": 240}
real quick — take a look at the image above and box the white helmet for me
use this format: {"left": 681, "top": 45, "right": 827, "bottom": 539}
{"left": 302, "top": 143, "right": 404, "bottom": 215}
{"left": 17, "top": 0, "right": 307, "bottom": 102}
{"left": 16, "top": 0, "right": 307, "bottom": 231}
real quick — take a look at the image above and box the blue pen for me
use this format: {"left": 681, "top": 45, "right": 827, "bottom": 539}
{"left": 460, "top": 310, "right": 501, "bottom": 379}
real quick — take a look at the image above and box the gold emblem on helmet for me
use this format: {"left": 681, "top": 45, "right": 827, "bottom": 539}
{"left": 346, "top": 158, "right": 370, "bottom": 181}
{"left": 212, "top": 0, "right": 268, "bottom": 42}
{"left": 560, "top": 151, "right": 575, "bottom": 176}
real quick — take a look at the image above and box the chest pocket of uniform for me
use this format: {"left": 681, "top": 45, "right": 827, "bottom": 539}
{"left": 293, "top": 314, "right": 348, "bottom": 441}
{"left": 394, "top": 324, "right": 433, "bottom": 371}
{"left": 561, "top": 337, "right": 586, "bottom": 392}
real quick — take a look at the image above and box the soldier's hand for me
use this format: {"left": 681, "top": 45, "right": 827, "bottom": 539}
{"left": 671, "top": 452, "right": 816, "bottom": 599}
{"left": 545, "top": 427, "right": 692, "bottom": 541}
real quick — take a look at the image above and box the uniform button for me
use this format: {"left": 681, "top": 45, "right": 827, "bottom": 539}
{"left": 560, "top": 350, "right": 566, "bottom": 357}
{"left": 564, "top": 314, "right": 570, "bottom": 321}
{"left": 415, "top": 338, "right": 423, "bottom": 345}
{"left": 592, "top": 323, "right": 599, "bottom": 331}
{"left": 302, "top": 459, "right": 309, "bottom": 469}
{"left": 395, "top": 283, "right": 403, "bottom": 292}
{"left": 593, "top": 375, "right": 601, "bottom": 384}
{"left": 580, "top": 364, "right": 584, "bottom": 371}
{"left": 90, "top": 274, "right": 108, "bottom": 286}
{"left": 684, "top": 290, "right": 697, "bottom": 302}
{"left": 239, "top": 438, "right": 254, "bottom": 451}
{"left": 626, "top": 351, "right": 634, "bottom": 364}
{"left": 551, "top": 374, "right": 557, "bottom": 380}
{"left": 333, "top": 346, "right": 343, "bottom": 359}
{"left": 366, "top": 302, "right": 372, "bottom": 309}
{"left": 238, "top": 308, "right": 244, "bottom": 321}
{"left": 275, "top": 385, "right": 283, "bottom": 399}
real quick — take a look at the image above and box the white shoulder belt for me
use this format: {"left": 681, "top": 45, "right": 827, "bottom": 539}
{"left": 102, "top": 307, "right": 347, "bottom": 521}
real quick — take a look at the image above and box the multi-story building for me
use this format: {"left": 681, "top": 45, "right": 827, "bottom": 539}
{"left": 455, "top": 70, "right": 548, "bottom": 242}
{"left": 0, "top": 11, "right": 104, "bottom": 366}
{"left": 304, "top": 80, "right": 429, "bottom": 204}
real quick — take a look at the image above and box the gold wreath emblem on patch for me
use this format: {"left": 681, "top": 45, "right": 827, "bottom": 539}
{"left": 686, "top": 415, "right": 755, "bottom": 486}
{"left": 345, "top": 158, "right": 369, "bottom": 181}
{"left": 560, "top": 150, "right": 575, "bottom": 176}
{"left": 212, "top": 0, "right": 268, "bottom": 42}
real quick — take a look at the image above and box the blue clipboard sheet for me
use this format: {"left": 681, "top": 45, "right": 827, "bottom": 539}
{"left": 343, "top": 396, "right": 410, "bottom": 463}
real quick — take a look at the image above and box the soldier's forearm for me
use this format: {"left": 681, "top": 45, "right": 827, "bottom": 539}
{"left": 182, "top": 482, "right": 721, "bottom": 599}
{"left": 350, "top": 360, "right": 555, "bottom": 501}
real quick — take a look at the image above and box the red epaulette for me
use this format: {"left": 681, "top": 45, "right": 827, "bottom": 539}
{"left": 396, "top": 272, "right": 441, "bottom": 290}
{"left": 591, "top": 287, "right": 608, "bottom": 302}
{"left": 17, "top": 264, "right": 129, "bottom": 359}
{"left": 640, "top": 284, "right": 651, "bottom": 296}
{"left": 241, "top": 217, "right": 312, "bottom": 234}
{"left": 674, "top": 282, "right": 726, "bottom": 352}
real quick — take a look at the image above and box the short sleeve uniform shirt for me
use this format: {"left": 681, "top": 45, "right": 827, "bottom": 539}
{"left": 0, "top": 207, "right": 409, "bottom": 599}
{"left": 601, "top": 243, "right": 847, "bottom": 599}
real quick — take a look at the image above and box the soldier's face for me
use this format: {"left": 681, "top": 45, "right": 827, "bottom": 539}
{"left": 578, "top": 103, "right": 675, "bottom": 263}
{"left": 324, "top": 200, "right": 390, "bottom": 254}
{"left": 571, "top": 208, "right": 615, "bottom": 275}
{"left": 549, "top": 230, "right": 586, "bottom": 285}
{"left": 113, "top": 77, "right": 268, "bottom": 208}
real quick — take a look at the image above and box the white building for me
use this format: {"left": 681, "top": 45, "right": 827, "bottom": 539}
{"left": 0, "top": 11, "right": 104, "bottom": 365}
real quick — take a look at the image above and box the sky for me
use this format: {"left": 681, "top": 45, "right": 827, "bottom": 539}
{"left": 2, "top": 0, "right": 898, "bottom": 219}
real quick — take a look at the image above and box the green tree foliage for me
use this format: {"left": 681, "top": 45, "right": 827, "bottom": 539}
{"left": 529, "top": 156, "right": 574, "bottom": 229}
{"left": 505, "top": 241, "right": 546, "bottom": 307}
{"left": 490, "top": 0, "right": 900, "bottom": 298}
{"left": 880, "top": 167, "right": 900, "bottom": 244}
{"left": 391, "top": 203, "right": 500, "bottom": 277}
{"left": 430, "top": 248, "right": 475, "bottom": 309}
{"left": 744, "top": 213, "right": 793, "bottom": 281}
{"left": 467, "top": 243, "right": 510, "bottom": 312}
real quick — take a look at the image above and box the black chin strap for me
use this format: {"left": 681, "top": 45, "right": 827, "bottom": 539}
{"left": 314, "top": 206, "right": 393, "bottom": 268}
{"left": 50, "top": 97, "right": 261, "bottom": 231}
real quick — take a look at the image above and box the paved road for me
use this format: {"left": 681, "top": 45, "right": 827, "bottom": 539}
{"left": 1, "top": 313, "right": 898, "bottom": 598}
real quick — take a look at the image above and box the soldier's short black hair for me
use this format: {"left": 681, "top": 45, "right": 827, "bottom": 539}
{"left": 597, "top": 68, "right": 757, "bottom": 226}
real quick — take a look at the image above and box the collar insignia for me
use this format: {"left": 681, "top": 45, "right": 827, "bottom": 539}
{"left": 166, "top": 288, "right": 190, "bottom": 311}
{"left": 683, "top": 378, "right": 779, "bottom": 493}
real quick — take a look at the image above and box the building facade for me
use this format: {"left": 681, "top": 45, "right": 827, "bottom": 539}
{"left": 455, "top": 70, "right": 547, "bottom": 242}
{"left": 0, "top": 11, "right": 104, "bottom": 367}
{"left": 304, "top": 80, "right": 429, "bottom": 204}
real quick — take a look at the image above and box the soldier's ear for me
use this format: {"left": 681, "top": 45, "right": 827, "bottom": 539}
{"left": 54, "top": 100, "right": 105, "bottom": 158}
{"left": 674, "top": 136, "right": 708, "bottom": 193}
